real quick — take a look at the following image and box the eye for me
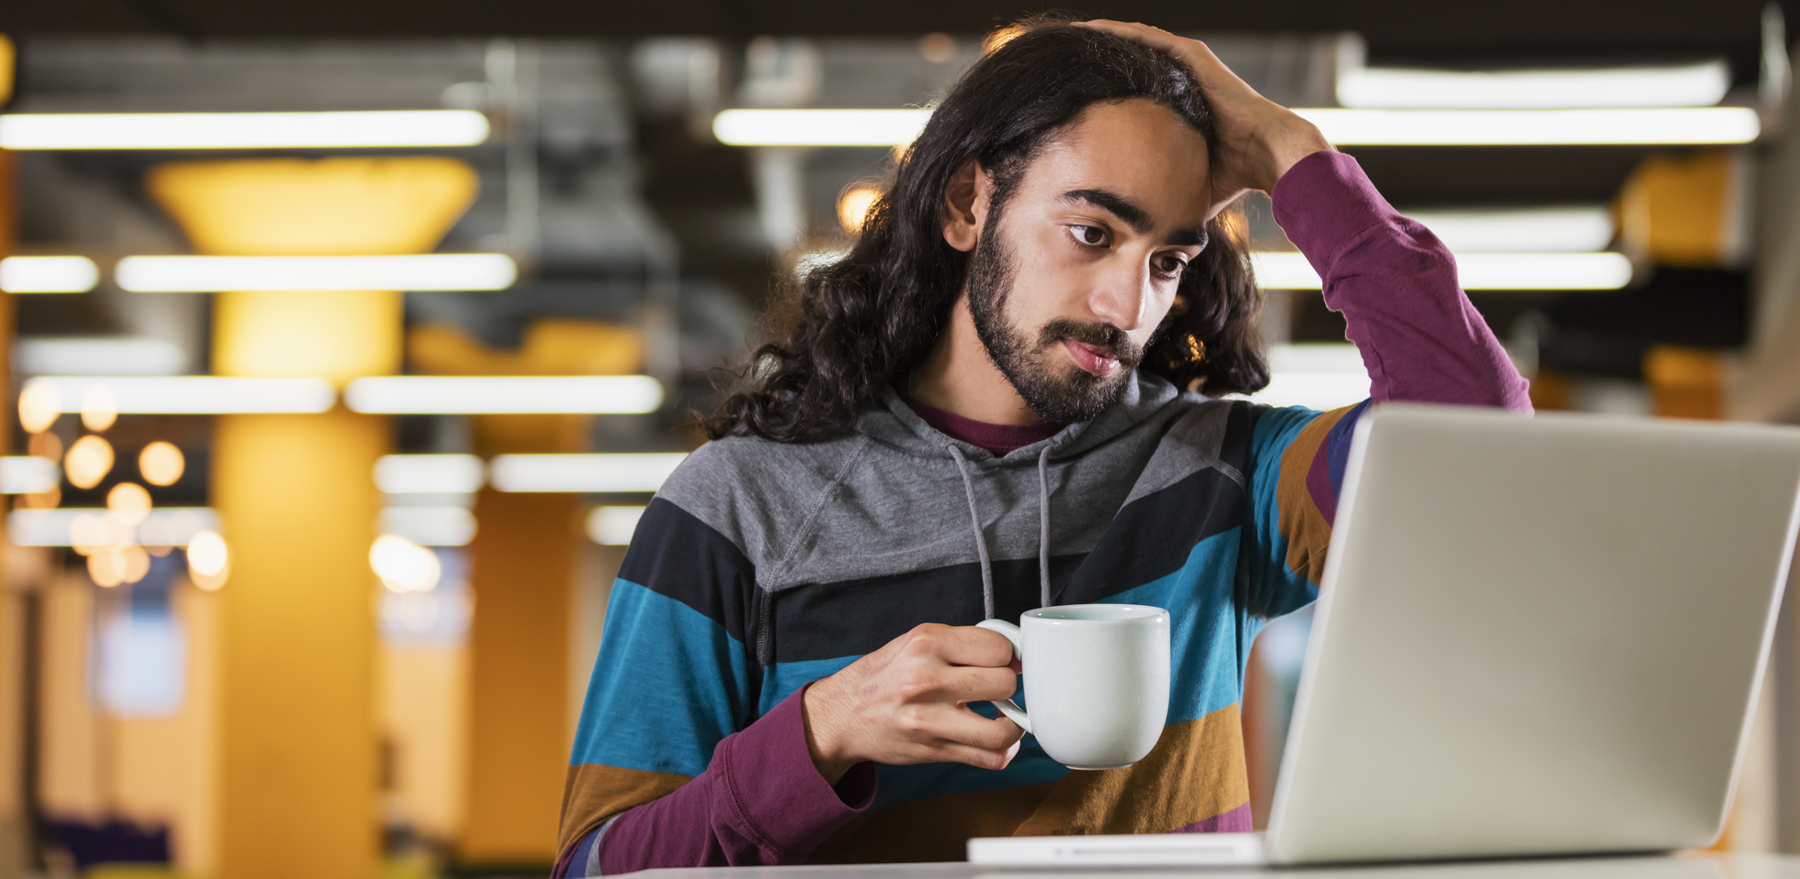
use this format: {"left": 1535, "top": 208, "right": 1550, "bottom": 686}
{"left": 1068, "top": 225, "right": 1109, "bottom": 247}
{"left": 1152, "top": 254, "right": 1189, "bottom": 277}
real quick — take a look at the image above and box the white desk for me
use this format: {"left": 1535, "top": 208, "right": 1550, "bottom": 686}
{"left": 628, "top": 853, "right": 1798, "bottom": 879}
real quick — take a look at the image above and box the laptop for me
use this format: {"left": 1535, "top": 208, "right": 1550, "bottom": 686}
{"left": 969, "top": 404, "right": 1800, "bottom": 866}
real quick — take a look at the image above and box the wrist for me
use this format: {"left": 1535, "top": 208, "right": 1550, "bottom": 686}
{"left": 1258, "top": 113, "right": 1333, "bottom": 190}
{"left": 801, "top": 680, "right": 858, "bottom": 785}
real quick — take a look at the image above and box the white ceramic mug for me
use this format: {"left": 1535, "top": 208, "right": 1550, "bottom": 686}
{"left": 976, "top": 604, "right": 1171, "bottom": 770}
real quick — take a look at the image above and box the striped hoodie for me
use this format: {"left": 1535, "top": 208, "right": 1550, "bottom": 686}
{"left": 556, "top": 152, "right": 1532, "bottom": 874}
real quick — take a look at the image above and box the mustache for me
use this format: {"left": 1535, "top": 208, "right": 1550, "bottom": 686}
{"left": 1037, "top": 319, "right": 1144, "bottom": 369}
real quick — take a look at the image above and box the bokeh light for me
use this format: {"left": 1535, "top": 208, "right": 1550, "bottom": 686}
{"left": 107, "top": 482, "right": 153, "bottom": 525}
{"left": 18, "top": 381, "right": 62, "bottom": 434}
{"left": 370, "top": 534, "right": 442, "bottom": 593}
{"left": 89, "top": 548, "right": 125, "bottom": 588}
{"left": 188, "top": 530, "right": 229, "bottom": 590}
{"left": 64, "top": 435, "right": 115, "bottom": 489}
{"left": 140, "top": 515, "right": 177, "bottom": 554}
{"left": 28, "top": 431, "right": 63, "bottom": 461}
{"left": 139, "top": 441, "right": 186, "bottom": 486}
{"left": 837, "top": 185, "right": 882, "bottom": 235}
{"left": 919, "top": 33, "right": 956, "bottom": 64}
{"left": 81, "top": 384, "right": 119, "bottom": 432}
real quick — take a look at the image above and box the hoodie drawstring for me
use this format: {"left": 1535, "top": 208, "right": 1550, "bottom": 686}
{"left": 948, "top": 444, "right": 1055, "bottom": 620}
{"left": 1037, "top": 446, "right": 1051, "bottom": 609}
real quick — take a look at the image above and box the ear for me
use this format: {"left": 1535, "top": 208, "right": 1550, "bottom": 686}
{"left": 941, "top": 157, "right": 994, "bottom": 253}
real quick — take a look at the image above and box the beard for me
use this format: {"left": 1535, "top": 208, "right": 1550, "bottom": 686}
{"left": 965, "top": 210, "right": 1144, "bottom": 424}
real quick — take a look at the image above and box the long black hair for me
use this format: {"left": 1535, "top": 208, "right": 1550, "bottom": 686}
{"left": 704, "top": 17, "right": 1268, "bottom": 443}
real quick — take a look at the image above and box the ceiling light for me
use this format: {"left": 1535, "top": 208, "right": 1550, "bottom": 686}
{"left": 379, "top": 507, "right": 478, "bottom": 547}
{"left": 115, "top": 254, "right": 517, "bottom": 293}
{"left": 0, "top": 110, "right": 490, "bottom": 150}
{"left": 713, "top": 108, "right": 931, "bottom": 146}
{"left": 1401, "top": 206, "right": 1614, "bottom": 253}
{"left": 0, "top": 256, "right": 99, "bottom": 293}
{"left": 8, "top": 506, "right": 220, "bottom": 547}
{"left": 16, "top": 337, "right": 187, "bottom": 376}
{"left": 374, "top": 455, "right": 485, "bottom": 495}
{"left": 26, "top": 376, "right": 336, "bottom": 414}
{"left": 1292, "top": 107, "right": 1759, "bottom": 146}
{"left": 587, "top": 505, "right": 646, "bottom": 545}
{"left": 1337, "top": 61, "right": 1732, "bottom": 109}
{"left": 710, "top": 106, "right": 1756, "bottom": 148}
{"left": 1250, "top": 251, "right": 1632, "bottom": 291}
{"left": 1244, "top": 344, "right": 1373, "bottom": 411}
{"left": 345, "top": 376, "right": 663, "bottom": 415}
{"left": 0, "top": 457, "right": 60, "bottom": 494}
{"left": 488, "top": 453, "right": 688, "bottom": 493}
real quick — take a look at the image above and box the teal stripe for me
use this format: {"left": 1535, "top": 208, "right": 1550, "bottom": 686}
{"left": 1101, "top": 527, "right": 1255, "bottom": 725}
{"left": 1248, "top": 405, "right": 1327, "bottom": 615}
{"left": 569, "top": 579, "right": 750, "bottom": 777}
{"left": 758, "top": 655, "right": 858, "bottom": 716}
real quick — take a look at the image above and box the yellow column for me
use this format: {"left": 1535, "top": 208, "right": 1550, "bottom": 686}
{"left": 406, "top": 322, "right": 641, "bottom": 865}
{"left": 148, "top": 158, "right": 476, "bottom": 879}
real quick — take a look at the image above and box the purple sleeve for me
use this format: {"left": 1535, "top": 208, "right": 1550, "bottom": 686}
{"left": 569, "top": 685, "right": 876, "bottom": 875}
{"left": 1271, "top": 151, "right": 1532, "bottom": 501}
{"left": 1272, "top": 150, "right": 1532, "bottom": 414}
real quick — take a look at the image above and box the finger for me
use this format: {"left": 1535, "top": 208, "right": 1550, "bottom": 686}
{"left": 930, "top": 625, "right": 1020, "bottom": 668}
{"left": 936, "top": 664, "right": 1020, "bottom": 703}
{"left": 934, "top": 741, "right": 1021, "bottom": 771}
{"left": 927, "top": 704, "right": 1028, "bottom": 752}
{"left": 1077, "top": 20, "right": 1240, "bottom": 88}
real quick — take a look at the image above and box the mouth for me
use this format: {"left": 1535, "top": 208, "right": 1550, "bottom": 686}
{"left": 1061, "top": 338, "right": 1121, "bottom": 376}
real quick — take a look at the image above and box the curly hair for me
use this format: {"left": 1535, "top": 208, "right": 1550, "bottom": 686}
{"left": 704, "top": 16, "right": 1268, "bottom": 443}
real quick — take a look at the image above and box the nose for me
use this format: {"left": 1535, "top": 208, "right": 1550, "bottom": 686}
{"left": 1086, "top": 258, "right": 1155, "bottom": 333}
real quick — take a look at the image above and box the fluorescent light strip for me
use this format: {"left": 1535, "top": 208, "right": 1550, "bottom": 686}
{"left": 375, "top": 455, "right": 485, "bottom": 494}
{"left": 16, "top": 337, "right": 187, "bottom": 376}
{"left": 1243, "top": 345, "right": 1372, "bottom": 411}
{"left": 346, "top": 376, "right": 664, "bottom": 415}
{"left": 29, "top": 376, "right": 336, "bottom": 414}
{"left": 8, "top": 507, "right": 221, "bottom": 547}
{"left": 0, "top": 457, "right": 60, "bottom": 494}
{"left": 587, "top": 505, "right": 646, "bottom": 545}
{"left": 714, "top": 108, "right": 931, "bottom": 146}
{"left": 1403, "top": 206, "right": 1614, "bottom": 253}
{"left": 489, "top": 453, "right": 688, "bottom": 493}
{"left": 0, "top": 256, "right": 100, "bottom": 293}
{"left": 1294, "top": 107, "right": 1759, "bottom": 146}
{"left": 116, "top": 254, "right": 517, "bottom": 293}
{"left": 1250, "top": 251, "right": 1632, "bottom": 291}
{"left": 711, "top": 106, "right": 1758, "bottom": 147}
{"left": 0, "top": 110, "right": 490, "bottom": 150}
{"left": 1337, "top": 60, "right": 1732, "bottom": 110}
{"left": 380, "top": 506, "right": 478, "bottom": 547}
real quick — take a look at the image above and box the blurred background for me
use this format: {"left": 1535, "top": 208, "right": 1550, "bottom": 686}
{"left": 0, "top": 1, "right": 1798, "bottom": 878}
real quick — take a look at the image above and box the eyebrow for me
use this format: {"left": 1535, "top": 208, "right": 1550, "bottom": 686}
{"left": 1061, "top": 188, "right": 1209, "bottom": 247}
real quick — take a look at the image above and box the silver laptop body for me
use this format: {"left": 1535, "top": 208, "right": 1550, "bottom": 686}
{"left": 970, "top": 404, "right": 1800, "bottom": 866}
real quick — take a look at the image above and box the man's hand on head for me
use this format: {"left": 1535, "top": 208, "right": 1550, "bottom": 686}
{"left": 1078, "top": 20, "right": 1334, "bottom": 217}
{"left": 802, "top": 623, "right": 1026, "bottom": 784}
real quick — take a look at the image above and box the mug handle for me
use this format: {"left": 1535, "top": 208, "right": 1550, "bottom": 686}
{"left": 975, "top": 619, "right": 1032, "bottom": 734}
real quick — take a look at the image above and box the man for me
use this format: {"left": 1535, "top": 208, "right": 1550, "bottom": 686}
{"left": 556, "top": 18, "right": 1530, "bottom": 875}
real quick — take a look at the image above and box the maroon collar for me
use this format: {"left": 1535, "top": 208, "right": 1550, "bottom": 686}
{"left": 895, "top": 388, "right": 1064, "bottom": 456}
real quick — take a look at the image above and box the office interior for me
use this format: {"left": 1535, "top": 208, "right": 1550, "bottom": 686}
{"left": 0, "top": 0, "right": 1798, "bottom": 876}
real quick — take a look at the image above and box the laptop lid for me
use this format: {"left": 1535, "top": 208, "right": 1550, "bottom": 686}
{"left": 1265, "top": 405, "right": 1800, "bottom": 864}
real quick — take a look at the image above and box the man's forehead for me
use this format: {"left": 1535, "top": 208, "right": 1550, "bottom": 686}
{"left": 1023, "top": 105, "right": 1212, "bottom": 232}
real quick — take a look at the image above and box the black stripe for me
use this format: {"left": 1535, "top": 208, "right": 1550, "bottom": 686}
{"left": 619, "top": 497, "right": 757, "bottom": 645}
{"left": 771, "top": 465, "right": 1245, "bottom": 663}
{"left": 1221, "top": 399, "right": 1258, "bottom": 476}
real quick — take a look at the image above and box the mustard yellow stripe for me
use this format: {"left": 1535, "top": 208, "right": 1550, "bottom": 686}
{"left": 556, "top": 763, "right": 691, "bottom": 855}
{"left": 814, "top": 702, "right": 1251, "bottom": 862}
{"left": 1276, "top": 406, "right": 1355, "bottom": 585}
